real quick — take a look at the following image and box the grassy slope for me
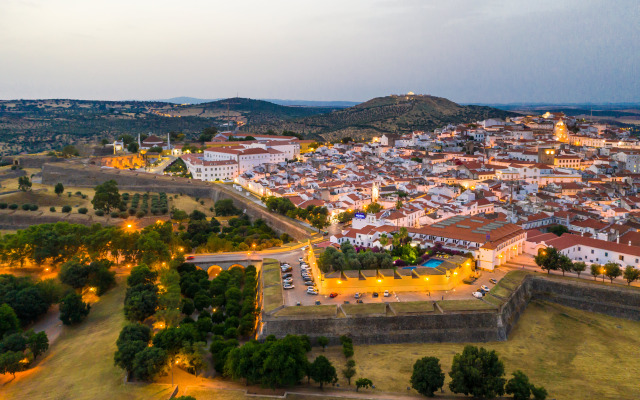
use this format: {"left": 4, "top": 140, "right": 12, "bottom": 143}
{"left": 313, "top": 300, "right": 640, "bottom": 400}
{"left": 1, "top": 279, "right": 172, "bottom": 400}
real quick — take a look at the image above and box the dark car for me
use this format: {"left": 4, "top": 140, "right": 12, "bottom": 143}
{"left": 282, "top": 273, "right": 292, "bottom": 278}
{"left": 372, "top": 292, "right": 379, "bottom": 298}
{"left": 356, "top": 299, "right": 364, "bottom": 303}
{"left": 315, "top": 300, "right": 321, "bottom": 305}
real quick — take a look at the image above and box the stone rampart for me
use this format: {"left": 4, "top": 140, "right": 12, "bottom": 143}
{"left": 41, "top": 162, "right": 314, "bottom": 241}
{"left": 260, "top": 274, "right": 640, "bottom": 344}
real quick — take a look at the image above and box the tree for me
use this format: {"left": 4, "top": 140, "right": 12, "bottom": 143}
{"left": 54, "top": 183, "right": 64, "bottom": 196}
{"left": 124, "top": 284, "right": 159, "bottom": 322}
{"left": 317, "top": 336, "right": 329, "bottom": 351}
{"left": 355, "top": 377, "right": 373, "bottom": 392}
{"left": 61, "top": 145, "right": 79, "bottom": 157}
{"left": 547, "top": 225, "right": 568, "bottom": 236}
{"left": 604, "top": 262, "right": 622, "bottom": 283}
{"left": 261, "top": 335, "right": 308, "bottom": 388}
{"left": 215, "top": 199, "right": 240, "bottom": 216}
{"left": 531, "top": 385, "right": 548, "bottom": 400}
{"left": 114, "top": 323, "right": 151, "bottom": 372}
{"left": 199, "top": 127, "right": 218, "bottom": 143}
{"left": 366, "top": 202, "right": 382, "bottom": 214}
{"left": 0, "top": 304, "right": 20, "bottom": 338}
{"left": 557, "top": 254, "right": 573, "bottom": 276}
{"left": 505, "top": 370, "right": 531, "bottom": 400}
{"left": 26, "top": 330, "right": 49, "bottom": 358}
{"left": 623, "top": 266, "right": 640, "bottom": 285}
{"left": 590, "top": 264, "right": 601, "bottom": 281}
{"left": 411, "top": 356, "right": 445, "bottom": 397}
{"left": 448, "top": 345, "right": 505, "bottom": 399}
{"left": 59, "top": 293, "right": 91, "bottom": 325}
{"left": 572, "top": 261, "right": 586, "bottom": 277}
{"left": 310, "top": 355, "right": 337, "bottom": 389}
{"left": 18, "top": 176, "right": 32, "bottom": 192}
{"left": 132, "top": 347, "right": 168, "bottom": 381}
{"left": 127, "top": 142, "right": 139, "bottom": 153}
{"left": 534, "top": 247, "right": 561, "bottom": 274}
{"left": 92, "top": 180, "right": 121, "bottom": 213}
{"left": 0, "top": 351, "right": 25, "bottom": 378}
{"left": 395, "top": 200, "right": 403, "bottom": 210}
{"left": 59, "top": 258, "right": 91, "bottom": 289}
{"left": 128, "top": 264, "right": 158, "bottom": 287}
{"left": 342, "top": 359, "right": 356, "bottom": 385}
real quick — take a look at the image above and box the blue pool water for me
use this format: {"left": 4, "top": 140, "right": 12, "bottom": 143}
{"left": 421, "top": 259, "right": 445, "bottom": 268}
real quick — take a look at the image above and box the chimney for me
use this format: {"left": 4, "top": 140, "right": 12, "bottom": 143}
{"left": 167, "top": 132, "right": 171, "bottom": 149}
{"left": 629, "top": 241, "right": 632, "bottom": 247}
{"left": 617, "top": 234, "right": 620, "bottom": 244}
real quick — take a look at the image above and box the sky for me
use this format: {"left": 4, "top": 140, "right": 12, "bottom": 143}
{"left": 0, "top": 0, "right": 638, "bottom": 104}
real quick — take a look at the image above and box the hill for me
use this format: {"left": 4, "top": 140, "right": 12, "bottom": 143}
{"left": 159, "top": 97, "right": 340, "bottom": 126}
{"left": 158, "top": 96, "right": 359, "bottom": 107}
{"left": 244, "top": 94, "right": 517, "bottom": 141}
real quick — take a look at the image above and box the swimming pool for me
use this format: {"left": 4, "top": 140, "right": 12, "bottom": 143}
{"left": 421, "top": 259, "right": 444, "bottom": 268}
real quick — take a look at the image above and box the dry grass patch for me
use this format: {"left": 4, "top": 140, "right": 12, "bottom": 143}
{"left": 263, "top": 285, "right": 283, "bottom": 313}
{"left": 390, "top": 301, "right": 436, "bottom": 314}
{"left": 317, "top": 300, "right": 640, "bottom": 400}
{"left": 273, "top": 305, "right": 337, "bottom": 318}
{"left": 437, "top": 299, "right": 497, "bottom": 311}
{"left": 341, "top": 303, "right": 386, "bottom": 316}
{"left": 0, "top": 278, "right": 172, "bottom": 400}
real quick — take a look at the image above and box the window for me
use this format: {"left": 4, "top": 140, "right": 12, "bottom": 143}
{"left": 619, "top": 255, "right": 624, "bottom": 261}
{"left": 605, "top": 252, "right": 608, "bottom": 257}
{"left": 591, "top": 249, "right": 594, "bottom": 254}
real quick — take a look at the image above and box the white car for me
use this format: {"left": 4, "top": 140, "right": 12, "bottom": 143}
{"left": 283, "top": 278, "right": 293, "bottom": 284}
{"left": 383, "top": 290, "right": 390, "bottom": 297}
{"left": 283, "top": 285, "right": 295, "bottom": 290}
{"left": 481, "top": 285, "right": 490, "bottom": 292}
{"left": 472, "top": 291, "right": 483, "bottom": 298}
{"left": 306, "top": 288, "right": 318, "bottom": 295}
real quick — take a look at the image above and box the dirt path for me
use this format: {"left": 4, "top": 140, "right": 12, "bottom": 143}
{"left": 28, "top": 304, "right": 63, "bottom": 344}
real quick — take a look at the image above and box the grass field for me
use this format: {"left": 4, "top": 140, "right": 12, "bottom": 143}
{"left": 437, "top": 299, "right": 497, "bottom": 311}
{"left": 0, "top": 278, "right": 172, "bottom": 400}
{"left": 274, "top": 305, "right": 337, "bottom": 318}
{"left": 263, "top": 285, "right": 283, "bottom": 313}
{"left": 184, "top": 388, "right": 368, "bottom": 400}
{"left": 341, "top": 303, "right": 386, "bottom": 316}
{"left": 389, "top": 301, "right": 436, "bottom": 314}
{"left": 313, "top": 300, "right": 640, "bottom": 400}
{"left": 262, "top": 259, "right": 282, "bottom": 287}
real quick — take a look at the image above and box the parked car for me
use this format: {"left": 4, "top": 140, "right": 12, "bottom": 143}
{"left": 383, "top": 290, "right": 390, "bottom": 297}
{"left": 481, "top": 285, "right": 490, "bottom": 292}
{"left": 315, "top": 300, "right": 321, "bottom": 305}
{"left": 489, "top": 278, "right": 498, "bottom": 284}
{"left": 306, "top": 289, "right": 318, "bottom": 295}
{"left": 283, "top": 285, "right": 295, "bottom": 290}
{"left": 477, "top": 287, "right": 487, "bottom": 293}
{"left": 281, "top": 267, "right": 292, "bottom": 273}
{"left": 283, "top": 278, "right": 293, "bottom": 284}
{"left": 282, "top": 273, "right": 292, "bottom": 278}
{"left": 304, "top": 281, "right": 315, "bottom": 286}
{"left": 372, "top": 292, "right": 379, "bottom": 298}
{"left": 186, "top": 256, "right": 195, "bottom": 260}
{"left": 329, "top": 292, "right": 338, "bottom": 298}
{"left": 356, "top": 299, "right": 364, "bottom": 303}
{"left": 298, "top": 257, "right": 304, "bottom": 262}
{"left": 472, "top": 291, "right": 483, "bottom": 298}
{"left": 322, "top": 231, "right": 329, "bottom": 236}
{"left": 354, "top": 293, "right": 361, "bottom": 299}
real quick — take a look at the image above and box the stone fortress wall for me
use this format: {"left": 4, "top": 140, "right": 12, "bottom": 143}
{"left": 260, "top": 274, "right": 640, "bottom": 345}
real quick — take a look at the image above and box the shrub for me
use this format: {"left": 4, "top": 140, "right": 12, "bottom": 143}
{"left": 29, "top": 204, "right": 38, "bottom": 211}
{"left": 119, "top": 212, "right": 128, "bottom": 218}
{"left": 78, "top": 207, "right": 88, "bottom": 214}
{"left": 9, "top": 203, "right": 18, "bottom": 210}
{"left": 110, "top": 211, "right": 119, "bottom": 218}
{"left": 50, "top": 207, "right": 56, "bottom": 212}
{"left": 21, "top": 204, "right": 30, "bottom": 211}
{"left": 136, "top": 210, "right": 146, "bottom": 218}
{"left": 95, "top": 210, "right": 105, "bottom": 216}
{"left": 128, "top": 208, "right": 136, "bottom": 215}
{"left": 62, "top": 205, "right": 72, "bottom": 213}
{"left": 0, "top": 203, "right": 7, "bottom": 209}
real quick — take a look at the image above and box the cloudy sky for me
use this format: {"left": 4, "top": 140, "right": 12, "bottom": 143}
{"left": 0, "top": 0, "right": 638, "bottom": 103}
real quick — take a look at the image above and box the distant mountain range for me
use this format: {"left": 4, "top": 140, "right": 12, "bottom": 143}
{"left": 157, "top": 97, "right": 360, "bottom": 108}
{"left": 242, "top": 94, "right": 517, "bottom": 141}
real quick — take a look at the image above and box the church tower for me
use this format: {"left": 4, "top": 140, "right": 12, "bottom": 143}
{"left": 554, "top": 119, "right": 568, "bottom": 143}
{"left": 372, "top": 181, "right": 379, "bottom": 203}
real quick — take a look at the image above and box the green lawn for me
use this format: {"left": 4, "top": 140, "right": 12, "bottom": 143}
{"left": 437, "top": 299, "right": 497, "bottom": 311}
{"left": 1, "top": 278, "right": 172, "bottom": 400}
{"left": 263, "top": 285, "right": 283, "bottom": 313}
{"left": 315, "top": 300, "right": 640, "bottom": 400}
{"left": 390, "top": 301, "right": 436, "bottom": 314}
{"left": 490, "top": 270, "right": 530, "bottom": 299}
{"left": 273, "top": 305, "right": 337, "bottom": 318}
{"left": 341, "top": 303, "right": 386, "bottom": 316}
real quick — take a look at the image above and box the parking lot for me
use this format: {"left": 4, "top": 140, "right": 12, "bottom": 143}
{"left": 281, "top": 264, "right": 510, "bottom": 306}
